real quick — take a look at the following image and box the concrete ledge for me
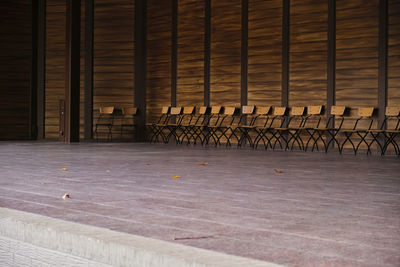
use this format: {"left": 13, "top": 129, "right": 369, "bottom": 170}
{"left": 0, "top": 208, "right": 282, "bottom": 267}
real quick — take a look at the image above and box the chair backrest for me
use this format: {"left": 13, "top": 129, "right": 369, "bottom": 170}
{"left": 211, "top": 106, "right": 222, "bottom": 114}
{"left": 100, "top": 106, "right": 114, "bottom": 114}
{"left": 291, "top": 106, "right": 305, "bottom": 116}
{"left": 199, "top": 106, "right": 208, "bottom": 115}
{"left": 183, "top": 106, "right": 195, "bottom": 114}
{"left": 242, "top": 106, "right": 255, "bottom": 115}
{"left": 161, "top": 106, "right": 170, "bottom": 114}
{"left": 386, "top": 107, "right": 400, "bottom": 116}
{"left": 273, "top": 107, "right": 286, "bottom": 116}
{"left": 330, "top": 106, "right": 346, "bottom": 116}
{"left": 170, "top": 107, "right": 182, "bottom": 115}
{"left": 358, "top": 107, "right": 374, "bottom": 117}
{"left": 224, "top": 107, "right": 236, "bottom": 116}
{"left": 307, "top": 105, "right": 323, "bottom": 115}
{"left": 122, "top": 107, "right": 137, "bottom": 115}
{"left": 255, "top": 106, "right": 271, "bottom": 115}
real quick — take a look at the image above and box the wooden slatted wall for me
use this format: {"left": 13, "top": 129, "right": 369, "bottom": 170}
{"left": 0, "top": 0, "right": 32, "bottom": 140}
{"left": 336, "top": 0, "right": 379, "bottom": 107}
{"left": 45, "top": 0, "right": 67, "bottom": 139}
{"left": 248, "top": 0, "right": 282, "bottom": 106}
{"left": 388, "top": 0, "right": 400, "bottom": 106}
{"left": 289, "top": 0, "right": 327, "bottom": 106}
{"left": 177, "top": 0, "right": 204, "bottom": 107}
{"left": 93, "top": 0, "right": 134, "bottom": 137}
{"left": 146, "top": 0, "right": 172, "bottom": 123}
{"left": 210, "top": 0, "right": 241, "bottom": 107}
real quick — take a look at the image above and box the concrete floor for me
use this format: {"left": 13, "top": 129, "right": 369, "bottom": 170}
{"left": 0, "top": 142, "right": 399, "bottom": 266}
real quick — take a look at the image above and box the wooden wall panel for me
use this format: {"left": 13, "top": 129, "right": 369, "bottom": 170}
{"left": 177, "top": 0, "right": 204, "bottom": 107}
{"left": 45, "top": 0, "right": 67, "bottom": 139}
{"left": 248, "top": 0, "right": 282, "bottom": 106}
{"left": 336, "top": 0, "right": 379, "bottom": 107}
{"left": 146, "top": 0, "right": 172, "bottom": 123}
{"left": 93, "top": 0, "right": 134, "bottom": 137}
{"left": 388, "top": 0, "right": 400, "bottom": 107}
{"left": 289, "top": 0, "right": 327, "bottom": 106}
{"left": 210, "top": 0, "right": 241, "bottom": 107}
{"left": 0, "top": 0, "right": 32, "bottom": 140}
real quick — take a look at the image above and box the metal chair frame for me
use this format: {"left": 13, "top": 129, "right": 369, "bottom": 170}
{"left": 254, "top": 107, "right": 287, "bottom": 150}
{"left": 182, "top": 107, "right": 210, "bottom": 145}
{"left": 119, "top": 107, "right": 138, "bottom": 140}
{"left": 281, "top": 107, "right": 307, "bottom": 151}
{"left": 148, "top": 106, "right": 171, "bottom": 143}
{"left": 94, "top": 106, "right": 115, "bottom": 142}
{"left": 340, "top": 107, "right": 375, "bottom": 155}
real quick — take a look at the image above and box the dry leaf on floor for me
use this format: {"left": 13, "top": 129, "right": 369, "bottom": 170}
{"left": 172, "top": 175, "right": 180, "bottom": 179}
{"left": 274, "top": 168, "right": 283, "bottom": 174}
{"left": 198, "top": 163, "right": 208, "bottom": 166}
{"left": 62, "top": 193, "right": 70, "bottom": 200}
{"left": 106, "top": 170, "right": 110, "bottom": 173}
{"left": 61, "top": 168, "right": 68, "bottom": 171}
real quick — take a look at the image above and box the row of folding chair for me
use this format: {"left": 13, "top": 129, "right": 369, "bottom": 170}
{"left": 146, "top": 105, "right": 400, "bottom": 155}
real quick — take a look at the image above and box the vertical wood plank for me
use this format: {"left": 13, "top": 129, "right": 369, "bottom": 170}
{"left": 282, "top": 0, "right": 290, "bottom": 107}
{"left": 327, "top": 0, "right": 336, "bottom": 115}
{"left": 378, "top": 0, "right": 388, "bottom": 126}
{"left": 171, "top": 0, "right": 177, "bottom": 107}
{"left": 241, "top": 0, "right": 248, "bottom": 107}
{"left": 84, "top": 0, "right": 93, "bottom": 140}
{"left": 204, "top": 0, "right": 210, "bottom": 106}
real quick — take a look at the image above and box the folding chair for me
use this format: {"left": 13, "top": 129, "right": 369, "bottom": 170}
{"left": 119, "top": 107, "right": 137, "bottom": 140}
{"left": 381, "top": 107, "right": 400, "bottom": 155}
{"left": 164, "top": 107, "right": 184, "bottom": 144}
{"left": 254, "top": 107, "right": 286, "bottom": 150}
{"left": 202, "top": 106, "right": 223, "bottom": 146}
{"left": 340, "top": 107, "right": 375, "bottom": 155}
{"left": 147, "top": 106, "right": 171, "bottom": 143}
{"left": 302, "top": 105, "right": 324, "bottom": 152}
{"left": 234, "top": 105, "right": 256, "bottom": 148}
{"left": 94, "top": 106, "right": 115, "bottom": 142}
{"left": 284, "top": 107, "right": 307, "bottom": 151}
{"left": 207, "top": 107, "right": 238, "bottom": 147}
{"left": 183, "top": 106, "right": 210, "bottom": 145}
{"left": 175, "top": 106, "right": 195, "bottom": 144}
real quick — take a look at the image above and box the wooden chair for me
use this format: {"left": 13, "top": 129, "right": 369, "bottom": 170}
{"left": 119, "top": 107, "right": 137, "bottom": 140}
{"left": 317, "top": 105, "right": 347, "bottom": 153}
{"left": 234, "top": 105, "right": 256, "bottom": 148}
{"left": 94, "top": 106, "right": 115, "bottom": 142}
{"left": 147, "top": 106, "right": 171, "bottom": 143}
{"left": 302, "top": 105, "right": 324, "bottom": 152}
{"left": 254, "top": 106, "right": 286, "bottom": 150}
{"left": 175, "top": 106, "right": 196, "bottom": 144}
{"left": 184, "top": 106, "right": 210, "bottom": 145}
{"left": 206, "top": 107, "right": 238, "bottom": 147}
{"left": 282, "top": 107, "right": 307, "bottom": 151}
{"left": 202, "top": 106, "right": 223, "bottom": 145}
{"left": 164, "top": 107, "right": 183, "bottom": 143}
{"left": 380, "top": 107, "right": 400, "bottom": 155}
{"left": 340, "top": 107, "right": 375, "bottom": 155}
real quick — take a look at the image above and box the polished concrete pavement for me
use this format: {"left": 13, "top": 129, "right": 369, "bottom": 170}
{"left": 0, "top": 142, "right": 399, "bottom": 266}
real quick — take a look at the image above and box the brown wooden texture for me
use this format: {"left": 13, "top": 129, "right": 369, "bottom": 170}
{"left": 45, "top": 0, "right": 67, "bottom": 139}
{"left": 248, "top": 0, "right": 282, "bottom": 106}
{"left": 177, "top": 0, "right": 204, "bottom": 107}
{"left": 289, "top": 0, "right": 328, "bottom": 106}
{"left": 0, "top": 0, "right": 32, "bottom": 140}
{"left": 93, "top": 0, "right": 134, "bottom": 138}
{"left": 388, "top": 0, "right": 400, "bottom": 106}
{"left": 210, "top": 0, "right": 241, "bottom": 106}
{"left": 146, "top": 0, "right": 172, "bottom": 123}
{"left": 336, "top": 0, "right": 379, "bottom": 107}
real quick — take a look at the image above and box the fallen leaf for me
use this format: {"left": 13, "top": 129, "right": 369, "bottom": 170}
{"left": 274, "top": 168, "right": 283, "bottom": 174}
{"left": 62, "top": 193, "right": 70, "bottom": 200}
{"left": 106, "top": 170, "right": 110, "bottom": 173}
{"left": 172, "top": 175, "right": 180, "bottom": 179}
{"left": 61, "top": 168, "right": 68, "bottom": 171}
{"left": 198, "top": 163, "right": 208, "bottom": 166}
